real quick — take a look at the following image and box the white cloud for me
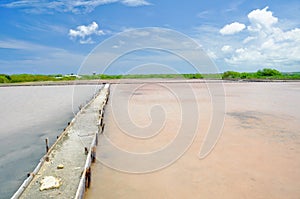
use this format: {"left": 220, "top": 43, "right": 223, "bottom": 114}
{"left": 1, "top": 0, "right": 151, "bottom": 13}
{"left": 194, "top": 6, "right": 300, "bottom": 72}
{"left": 111, "top": 40, "right": 125, "bottom": 49}
{"left": 0, "top": 39, "right": 84, "bottom": 73}
{"left": 121, "top": 0, "right": 151, "bottom": 6}
{"left": 235, "top": 48, "right": 245, "bottom": 54}
{"left": 79, "top": 38, "right": 94, "bottom": 44}
{"left": 243, "top": 36, "right": 256, "bottom": 44}
{"left": 225, "top": 7, "right": 300, "bottom": 67}
{"left": 206, "top": 50, "right": 217, "bottom": 59}
{"left": 220, "top": 22, "right": 246, "bottom": 35}
{"left": 221, "top": 45, "right": 233, "bottom": 53}
{"left": 69, "top": 22, "right": 104, "bottom": 44}
{"left": 248, "top": 6, "right": 278, "bottom": 31}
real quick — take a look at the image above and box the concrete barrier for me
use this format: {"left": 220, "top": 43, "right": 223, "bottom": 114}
{"left": 74, "top": 84, "right": 110, "bottom": 199}
{"left": 11, "top": 84, "right": 108, "bottom": 199}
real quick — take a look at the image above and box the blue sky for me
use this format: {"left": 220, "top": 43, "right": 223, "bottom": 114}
{"left": 0, "top": 0, "right": 300, "bottom": 74}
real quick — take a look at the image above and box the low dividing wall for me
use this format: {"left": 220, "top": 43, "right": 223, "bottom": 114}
{"left": 12, "top": 84, "right": 110, "bottom": 199}
{"left": 75, "top": 84, "right": 110, "bottom": 199}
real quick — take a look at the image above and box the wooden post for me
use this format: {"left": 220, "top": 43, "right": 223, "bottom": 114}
{"left": 45, "top": 138, "right": 49, "bottom": 153}
{"left": 91, "top": 146, "right": 96, "bottom": 163}
{"left": 101, "top": 108, "right": 104, "bottom": 118}
{"left": 98, "top": 123, "right": 101, "bottom": 134}
{"left": 85, "top": 167, "right": 91, "bottom": 188}
{"left": 96, "top": 133, "right": 98, "bottom": 146}
{"left": 100, "top": 117, "right": 103, "bottom": 127}
{"left": 102, "top": 123, "right": 105, "bottom": 132}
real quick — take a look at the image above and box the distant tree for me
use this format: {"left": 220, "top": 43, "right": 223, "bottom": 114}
{"left": 183, "top": 73, "right": 203, "bottom": 79}
{"left": 256, "top": 68, "right": 282, "bottom": 77}
{"left": 222, "top": 71, "right": 241, "bottom": 79}
{"left": 0, "top": 75, "right": 10, "bottom": 83}
{"left": 0, "top": 74, "right": 9, "bottom": 83}
{"left": 240, "top": 72, "right": 248, "bottom": 79}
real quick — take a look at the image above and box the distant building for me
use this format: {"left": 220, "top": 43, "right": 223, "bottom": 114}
{"left": 63, "top": 74, "right": 81, "bottom": 78}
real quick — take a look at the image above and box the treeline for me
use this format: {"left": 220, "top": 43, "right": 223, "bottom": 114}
{"left": 0, "top": 73, "right": 203, "bottom": 83}
{"left": 0, "top": 74, "right": 76, "bottom": 83}
{"left": 222, "top": 68, "right": 300, "bottom": 80}
{"left": 1, "top": 69, "right": 300, "bottom": 84}
{"left": 80, "top": 73, "right": 203, "bottom": 80}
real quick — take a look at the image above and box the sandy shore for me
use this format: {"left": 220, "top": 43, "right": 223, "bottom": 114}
{"left": 84, "top": 81, "right": 300, "bottom": 199}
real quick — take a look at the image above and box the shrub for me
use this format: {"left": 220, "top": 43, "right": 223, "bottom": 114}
{"left": 256, "top": 68, "right": 282, "bottom": 77}
{"left": 0, "top": 76, "right": 9, "bottom": 83}
{"left": 183, "top": 73, "right": 203, "bottom": 79}
{"left": 222, "top": 71, "right": 241, "bottom": 79}
{"left": 0, "top": 74, "right": 11, "bottom": 83}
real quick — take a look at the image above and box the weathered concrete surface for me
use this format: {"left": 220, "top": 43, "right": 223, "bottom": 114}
{"left": 19, "top": 85, "right": 108, "bottom": 199}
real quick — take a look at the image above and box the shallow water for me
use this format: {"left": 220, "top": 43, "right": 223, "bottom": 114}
{"left": 85, "top": 81, "right": 300, "bottom": 199}
{"left": 0, "top": 85, "right": 101, "bottom": 198}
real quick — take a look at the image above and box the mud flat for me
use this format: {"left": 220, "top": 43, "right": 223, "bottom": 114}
{"left": 13, "top": 84, "right": 109, "bottom": 199}
{"left": 85, "top": 81, "right": 300, "bottom": 199}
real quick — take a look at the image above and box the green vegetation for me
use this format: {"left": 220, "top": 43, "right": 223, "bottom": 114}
{"left": 257, "top": 68, "right": 282, "bottom": 77}
{"left": 222, "top": 68, "right": 300, "bottom": 80}
{"left": 0, "top": 74, "right": 11, "bottom": 83}
{"left": 201, "top": 73, "right": 222, "bottom": 79}
{"left": 80, "top": 73, "right": 204, "bottom": 80}
{"left": 0, "top": 74, "right": 76, "bottom": 83}
{"left": 0, "top": 73, "right": 203, "bottom": 84}
{"left": 222, "top": 71, "right": 241, "bottom": 79}
{"left": 1, "top": 69, "right": 299, "bottom": 84}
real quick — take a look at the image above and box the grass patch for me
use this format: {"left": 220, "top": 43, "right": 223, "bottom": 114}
{"left": 0, "top": 74, "right": 76, "bottom": 83}
{"left": 222, "top": 68, "right": 300, "bottom": 80}
{"left": 0, "top": 73, "right": 204, "bottom": 83}
{"left": 1, "top": 69, "right": 299, "bottom": 84}
{"left": 80, "top": 73, "right": 204, "bottom": 80}
{"left": 201, "top": 73, "right": 222, "bottom": 79}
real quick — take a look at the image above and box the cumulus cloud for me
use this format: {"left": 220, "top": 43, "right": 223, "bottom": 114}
{"left": 215, "top": 6, "right": 300, "bottom": 70}
{"left": 220, "top": 22, "right": 246, "bottom": 35}
{"left": 248, "top": 6, "right": 278, "bottom": 31}
{"left": 69, "top": 22, "right": 104, "bottom": 44}
{"left": 1, "top": 0, "right": 151, "bottom": 13}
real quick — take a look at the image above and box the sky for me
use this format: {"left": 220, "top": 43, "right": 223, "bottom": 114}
{"left": 0, "top": 0, "right": 300, "bottom": 74}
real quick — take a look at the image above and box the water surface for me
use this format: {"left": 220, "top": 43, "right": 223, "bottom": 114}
{"left": 86, "top": 81, "right": 300, "bottom": 199}
{"left": 0, "top": 85, "right": 101, "bottom": 198}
